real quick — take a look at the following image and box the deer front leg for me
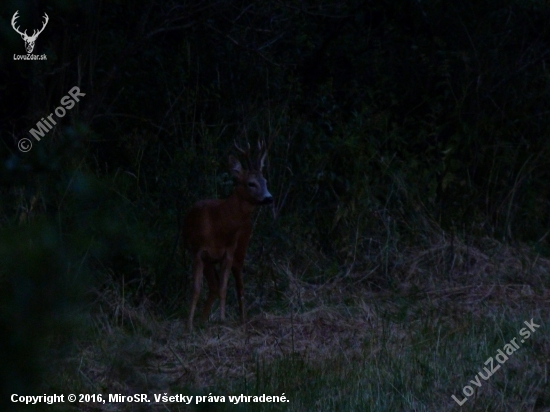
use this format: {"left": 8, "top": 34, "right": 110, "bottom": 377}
{"left": 232, "top": 263, "right": 246, "bottom": 324}
{"left": 218, "top": 256, "right": 233, "bottom": 321}
{"left": 232, "top": 227, "right": 250, "bottom": 324}
{"left": 201, "top": 262, "right": 219, "bottom": 322}
{"left": 187, "top": 255, "right": 204, "bottom": 331}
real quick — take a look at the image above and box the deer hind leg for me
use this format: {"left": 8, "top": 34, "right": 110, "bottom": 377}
{"left": 218, "top": 256, "right": 233, "bottom": 321}
{"left": 187, "top": 255, "right": 204, "bottom": 331}
{"left": 201, "top": 262, "right": 219, "bottom": 322}
{"left": 232, "top": 262, "right": 246, "bottom": 324}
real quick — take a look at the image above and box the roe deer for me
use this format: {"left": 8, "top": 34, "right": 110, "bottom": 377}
{"left": 184, "top": 140, "right": 273, "bottom": 331}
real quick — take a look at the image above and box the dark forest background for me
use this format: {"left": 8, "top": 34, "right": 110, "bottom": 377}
{"left": 1, "top": 0, "right": 549, "bottom": 410}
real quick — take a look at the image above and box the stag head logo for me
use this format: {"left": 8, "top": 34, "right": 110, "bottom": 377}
{"left": 11, "top": 11, "right": 49, "bottom": 54}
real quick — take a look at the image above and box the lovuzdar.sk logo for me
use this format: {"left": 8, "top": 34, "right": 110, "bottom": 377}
{"left": 11, "top": 10, "right": 49, "bottom": 61}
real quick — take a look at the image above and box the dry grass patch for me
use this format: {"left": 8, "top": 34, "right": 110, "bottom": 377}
{"left": 62, "top": 233, "right": 550, "bottom": 411}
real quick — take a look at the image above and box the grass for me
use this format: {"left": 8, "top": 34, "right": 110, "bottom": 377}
{"left": 43, "top": 229, "right": 550, "bottom": 412}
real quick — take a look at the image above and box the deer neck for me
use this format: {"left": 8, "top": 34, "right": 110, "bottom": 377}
{"left": 225, "top": 186, "right": 256, "bottom": 221}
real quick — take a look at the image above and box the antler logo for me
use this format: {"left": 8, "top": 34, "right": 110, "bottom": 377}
{"left": 11, "top": 10, "right": 49, "bottom": 54}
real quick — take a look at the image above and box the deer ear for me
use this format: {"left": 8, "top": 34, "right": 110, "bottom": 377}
{"left": 228, "top": 155, "right": 243, "bottom": 178}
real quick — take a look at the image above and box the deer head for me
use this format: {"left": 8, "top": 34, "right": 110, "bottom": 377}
{"left": 230, "top": 139, "right": 273, "bottom": 205}
{"left": 11, "top": 11, "right": 49, "bottom": 54}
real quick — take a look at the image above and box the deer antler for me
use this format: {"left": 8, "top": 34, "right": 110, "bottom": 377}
{"left": 11, "top": 11, "right": 49, "bottom": 40}
{"left": 11, "top": 11, "right": 26, "bottom": 37}
{"left": 257, "top": 139, "right": 268, "bottom": 170}
{"left": 32, "top": 13, "right": 49, "bottom": 40}
{"left": 234, "top": 139, "right": 252, "bottom": 169}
